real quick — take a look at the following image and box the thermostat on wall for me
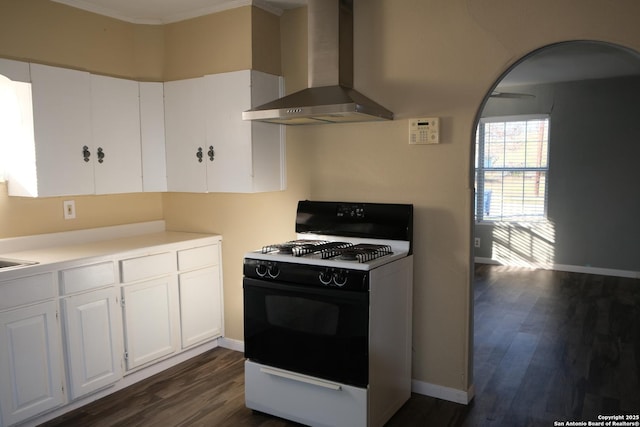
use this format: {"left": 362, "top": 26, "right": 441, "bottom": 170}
{"left": 409, "top": 117, "right": 440, "bottom": 145}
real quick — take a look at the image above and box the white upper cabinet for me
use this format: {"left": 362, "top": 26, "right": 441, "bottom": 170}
{"left": 7, "top": 63, "right": 145, "bottom": 197}
{"left": 90, "top": 74, "right": 142, "bottom": 194}
{"left": 164, "top": 77, "right": 208, "bottom": 193}
{"left": 139, "top": 82, "right": 167, "bottom": 192}
{"left": 28, "top": 63, "right": 94, "bottom": 197}
{"left": 204, "top": 70, "right": 284, "bottom": 193}
{"left": 165, "top": 70, "right": 285, "bottom": 193}
{"left": 3, "top": 60, "right": 285, "bottom": 196}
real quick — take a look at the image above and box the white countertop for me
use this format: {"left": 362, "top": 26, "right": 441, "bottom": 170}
{"left": 0, "top": 221, "right": 221, "bottom": 280}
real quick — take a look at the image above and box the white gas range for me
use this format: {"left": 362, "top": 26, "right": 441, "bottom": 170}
{"left": 243, "top": 200, "right": 414, "bottom": 427}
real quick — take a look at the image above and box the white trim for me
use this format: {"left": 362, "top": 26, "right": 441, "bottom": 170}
{"left": 219, "top": 337, "right": 245, "bottom": 352}
{"left": 479, "top": 113, "right": 550, "bottom": 123}
{"left": 474, "top": 257, "right": 640, "bottom": 279}
{"left": 411, "top": 379, "right": 475, "bottom": 405}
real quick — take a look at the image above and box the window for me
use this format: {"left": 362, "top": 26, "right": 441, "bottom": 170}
{"left": 475, "top": 115, "right": 550, "bottom": 222}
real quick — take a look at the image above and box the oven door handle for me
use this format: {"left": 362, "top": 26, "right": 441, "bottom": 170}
{"left": 260, "top": 366, "right": 342, "bottom": 391}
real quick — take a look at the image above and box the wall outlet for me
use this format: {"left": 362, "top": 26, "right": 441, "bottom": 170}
{"left": 63, "top": 200, "right": 76, "bottom": 220}
{"left": 474, "top": 237, "right": 481, "bottom": 248}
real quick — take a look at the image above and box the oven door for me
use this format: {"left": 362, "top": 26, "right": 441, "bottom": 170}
{"left": 243, "top": 277, "right": 369, "bottom": 387}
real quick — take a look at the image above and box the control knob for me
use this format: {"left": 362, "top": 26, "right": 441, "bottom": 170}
{"left": 255, "top": 263, "right": 268, "bottom": 277}
{"left": 319, "top": 268, "right": 333, "bottom": 285}
{"left": 267, "top": 264, "right": 280, "bottom": 278}
{"left": 333, "top": 270, "right": 348, "bottom": 287}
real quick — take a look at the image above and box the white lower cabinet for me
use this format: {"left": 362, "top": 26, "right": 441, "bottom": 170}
{"left": 0, "top": 301, "right": 65, "bottom": 426}
{"left": 0, "top": 232, "right": 222, "bottom": 425}
{"left": 61, "top": 288, "right": 123, "bottom": 400}
{"left": 121, "top": 276, "right": 180, "bottom": 370}
{"left": 179, "top": 266, "right": 222, "bottom": 348}
{"left": 177, "top": 244, "right": 223, "bottom": 349}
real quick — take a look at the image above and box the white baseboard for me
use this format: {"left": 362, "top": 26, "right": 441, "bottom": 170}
{"left": 411, "top": 379, "right": 475, "bottom": 405}
{"left": 219, "top": 337, "right": 245, "bottom": 352}
{"left": 475, "top": 257, "right": 640, "bottom": 279}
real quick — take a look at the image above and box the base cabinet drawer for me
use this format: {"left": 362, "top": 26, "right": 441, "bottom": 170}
{"left": 0, "top": 273, "right": 55, "bottom": 310}
{"left": 59, "top": 262, "right": 115, "bottom": 295}
{"left": 177, "top": 244, "right": 218, "bottom": 271}
{"left": 0, "top": 301, "right": 65, "bottom": 426}
{"left": 120, "top": 252, "right": 175, "bottom": 283}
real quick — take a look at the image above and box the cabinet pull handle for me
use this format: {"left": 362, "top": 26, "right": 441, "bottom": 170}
{"left": 97, "top": 147, "right": 105, "bottom": 163}
{"left": 259, "top": 367, "right": 342, "bottom": 391}
{"left": 82, "top": 146, "right": 90, "bottom": 162}
{"left": 196, "top": 147, "right": 203, "bottom": 163}
{"left": 208, "top": 145, "right": 215, "bottom": 161}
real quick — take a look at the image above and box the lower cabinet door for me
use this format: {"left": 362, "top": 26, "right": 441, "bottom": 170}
{"left": 122, "top": 276, "right": 179, "bottom": 370}
{"left": 0, "top": 301, "right": 65, "bottom": 425}
{"left": 62, "top": 288, "right": 123, "bottom": 400}
{"left": 179, "top": 266, "right": 222, "bottom": 348}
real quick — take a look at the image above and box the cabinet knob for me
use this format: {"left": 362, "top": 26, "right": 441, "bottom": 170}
{"left": 97, "top": 147, "right": 105, "bottom": 164}
{"left": 196, "top": 147, "right": 203, "bottom": 163}
{"left": 208, "top": 146, "right": 215, "bottom": 161}
{"left": 82, "top": 146, "right": 90, "bottom": 162}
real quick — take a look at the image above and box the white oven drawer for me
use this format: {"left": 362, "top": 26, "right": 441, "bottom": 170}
{"left": 245, "top": 360, "right": 367, "bottom": 427}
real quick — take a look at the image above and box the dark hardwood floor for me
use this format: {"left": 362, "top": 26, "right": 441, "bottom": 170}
{"left": 41, "top": 265, "right": 640, "bottom": 427}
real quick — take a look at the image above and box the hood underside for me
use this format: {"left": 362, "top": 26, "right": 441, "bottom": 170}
{"left": 243, "top": 0, "right": 393, "bottom": 125}
{"left": 242, "top": 85, "right": 393, "bottom": 125}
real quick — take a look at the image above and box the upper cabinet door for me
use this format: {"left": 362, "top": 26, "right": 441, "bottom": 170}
{"left": 204, "top": 70, "right": 253, "bottom": 192}
{"left": 30, "top": 63, "right": 94, "bottom": 197}
{"left": 90, "top": 74, "right": 143, "bottom": 194}
{"left": 139, "top": 82, "right": 167, "bottom": 192}
{"left": 164, "top": 77, "right": 207, "bottom": 193}
{"left": 204, "top": 70, "right": 284, "bottom": 193}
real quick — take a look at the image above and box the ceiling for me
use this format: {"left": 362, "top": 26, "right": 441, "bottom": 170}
{"left": 51, "top": 0, "right": 306, "bottom": 24}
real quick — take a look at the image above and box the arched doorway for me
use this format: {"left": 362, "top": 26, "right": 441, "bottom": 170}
{"left": 469, "top": 41, "right": 640, "bottom": 423}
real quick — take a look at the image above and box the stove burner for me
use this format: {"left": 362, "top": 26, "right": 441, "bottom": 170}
{"left": 323, "top": 244, "right": 393, "bottom": 263}
{"left": 292, "top": 241, "right": 352, "bottom": 256}
{"left": 261, "top": 240, "right": 328, "bottom": 255}
{"left": 261, "top": 240, "right": 394, "bottom": 263}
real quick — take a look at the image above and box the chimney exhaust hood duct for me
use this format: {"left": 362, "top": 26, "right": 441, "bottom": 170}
{"left": 242, "top": 0, "right": 393, "bottom": 125}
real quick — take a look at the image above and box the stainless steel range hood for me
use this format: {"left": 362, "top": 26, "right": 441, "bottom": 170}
{"left": 242, "top": 0, "right": 393, "bottom": 125}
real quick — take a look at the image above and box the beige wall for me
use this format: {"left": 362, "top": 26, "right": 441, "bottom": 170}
{"left": 273, "top": 0, "right": 640, "bottom": 394}
{"left": 161, "top": 6, "right": 307, "bottom": 343}
{"left": 2, "top": 0, "right": 639, "bottom": 398}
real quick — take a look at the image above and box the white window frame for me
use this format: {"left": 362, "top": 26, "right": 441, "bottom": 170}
{"left": 475, "top": 114, "right": 550, "bottom": 223}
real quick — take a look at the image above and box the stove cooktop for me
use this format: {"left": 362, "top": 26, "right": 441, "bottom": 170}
{"left": 245, "top": 235, "right": 410, "bottom": 271}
